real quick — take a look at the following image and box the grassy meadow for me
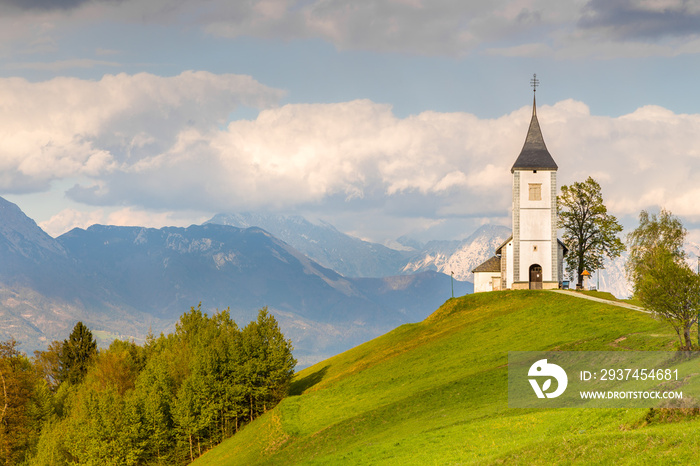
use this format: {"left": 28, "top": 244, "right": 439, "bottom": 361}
{"left": 194, "top": 290, "right": 700, "bottom": 465}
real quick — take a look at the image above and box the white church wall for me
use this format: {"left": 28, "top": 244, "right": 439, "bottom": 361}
{"left": 518, "top": 170, "right": 552, "bottom": 206}
{"left": 519, "top": 241, "right": 554, "bottom": 282}
{"left": 519, "top": 209, "right": 551, "bottom": 240}
{"left": 506, "top": 241, "right": 513, "bottom": 289}
{"left": 516, "top": 170, "right": 556, "bottom": 283}
{"left": 474, "top": 272, "right": 501, "bottom": 293}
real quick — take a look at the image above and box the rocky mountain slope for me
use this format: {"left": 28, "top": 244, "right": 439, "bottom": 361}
{"left": 207, "top": 212, "right": 410, "bottom": 277}
{"left": 208, "top": 213, "right": 512, "bottom": 282}
{"left": 400, "top": 224, "right": 512, "bottom": 281}
{"left": 0, "top": 197, "right": 162, "bottom": 353}
{"left": 1, "top": 198, "right": 470, "bottom": 365}
{"left": 210, "top": 213, "right": 700, "bottom": 299}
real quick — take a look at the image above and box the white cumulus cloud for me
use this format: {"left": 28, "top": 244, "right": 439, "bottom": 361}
{"left": 0, "top": 71, "right": 285, "bottom": 193}
{"left": 4, "top": 72, "right": 700, "bottom": 241}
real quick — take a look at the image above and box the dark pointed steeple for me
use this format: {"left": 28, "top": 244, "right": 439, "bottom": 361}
{"left": 511, "top": 82, "right": 558, "bottom": 173}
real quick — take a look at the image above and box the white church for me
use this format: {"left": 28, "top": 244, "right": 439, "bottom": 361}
{"left": 472, "top": 85, "right": 568, "bottom": 292}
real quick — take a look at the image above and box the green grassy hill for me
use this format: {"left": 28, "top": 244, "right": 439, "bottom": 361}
{"left": 194, "top": 290, "right": 700, "bottom": 465}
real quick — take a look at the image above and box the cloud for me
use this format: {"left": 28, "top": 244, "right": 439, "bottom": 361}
{"left": 0, "top": 0, "right": 89, "bottom": 10}
{"left": 0, "top": 0, "right": 124, "bottom": 11}
{"left": 39, "top": 207, "right": 209, "bottom": 237}
{"left": 39, "top": 208, "right": 105, "bottom": 236}
{"left": 483, "top": 42, "right": 555, "bottom": 58}
{"left": 0, "top": 71, "right": 285, "bottom": 193}
{"left": 199, "top": 0, "right": 577, "bottom": 56}
{"left": 1, "top": 0, "right": 699, "bottom": 58}
{"left": 579, "top": 0, "right": 700, "bottom": 40}
{"left": 109, "top": 0, "right": 700, "bottom": 58}
{"left": 92, "top": 100, "right": 518, "bottom": 215}
{"left": 63, "top": 96, "right": 700, "bottom": 225}
{"left": 4, "top": 71, "right": 700, "bottom": 241}
{"left": 539, "top": 101, "right": 700, "bottom": 221}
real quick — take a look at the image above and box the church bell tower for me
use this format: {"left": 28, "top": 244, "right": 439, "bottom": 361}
{"left": 471, "top": 75, "right": 567, "bottom": 293}
{"left": 510, "top": 74, "right": 561, "bottom": 290}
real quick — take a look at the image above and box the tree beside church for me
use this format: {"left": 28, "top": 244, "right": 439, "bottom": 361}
{"left": 558, "top": 176, "right": 625, "bottom": 289}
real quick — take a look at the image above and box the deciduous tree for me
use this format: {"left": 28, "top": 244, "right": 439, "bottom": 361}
{"left": 135, "top": 355, "right": 175, "bottom": 464}
{"left": 627, "top": 209, "right": 700, "bottom": 349}
{"left": 240, "top": 308, "right": 296, "bottom": 421}
{"left": 558, "top": 177, "right": 625, "bottom": 288}
{"left": 33, "top": 340, "right": 62, "bottom": 391}
{"left": 18, "top": 305, "right": 295, "bottom": 464}
{"left": 0, "top": 339, "right": 36, "bottom": 465}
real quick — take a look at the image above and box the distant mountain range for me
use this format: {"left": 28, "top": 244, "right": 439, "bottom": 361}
{"left": 1, "top": 198, "right": 475, "bottom": 366}
{"left": 7, "top": 197, "right": 659, "bottom": 365}
{"left": 208, "top": 213, "right": 410, "bottom": 278}
{"left": 208, "top": 212, "right": 512, "bottom": 281}
{"left": 0, "top": 197, "right": 161, "bottom": 353}
{"left": 208, "top": 212, "right": 700, "bottom": 299}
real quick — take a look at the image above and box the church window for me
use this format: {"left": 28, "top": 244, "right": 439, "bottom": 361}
{"left": 533, "top": 245, "right": 538, "bottom": 252}
{"left": 528, "top": 183, "right": 542, "bottom": 201}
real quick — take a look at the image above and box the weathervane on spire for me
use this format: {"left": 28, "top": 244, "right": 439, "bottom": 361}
{"left": 530, "top": 73, "right": 539, "bottom": 93}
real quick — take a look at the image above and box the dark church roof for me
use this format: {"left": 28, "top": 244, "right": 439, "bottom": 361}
{"left": 471, "top": 256, "right": 501, "bottom": 273}
{"left": 495, "top": 235, "right": 513, "bottom": 255}
{"left": 511, "top": 95, "right": 558, "bottom": 173}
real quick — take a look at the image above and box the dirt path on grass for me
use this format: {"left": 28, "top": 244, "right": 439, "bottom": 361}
{"left": 549, "top": 289, "right": 651, "bottom": 315}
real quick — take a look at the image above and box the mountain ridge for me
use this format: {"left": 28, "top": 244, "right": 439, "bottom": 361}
{"left": 207, "top": 212, "right": 411, "bottom": 278}
{"left": 0, "top": 198, "right": 471, "bottom": 366}
{"left": 207, "top": 212, "right": 513, "bottom": 282}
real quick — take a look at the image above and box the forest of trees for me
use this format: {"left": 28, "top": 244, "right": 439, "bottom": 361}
{"left": 0, "top": 305, "right": 296, "bottom": 465}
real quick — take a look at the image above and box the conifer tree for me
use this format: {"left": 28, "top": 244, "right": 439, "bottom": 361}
{"left": 59, "top": 322, "right": 97, "bottom": 385}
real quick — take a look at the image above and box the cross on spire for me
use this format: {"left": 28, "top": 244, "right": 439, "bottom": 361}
{"left": 530, "top": 73, "right": 539, "bottom": 93}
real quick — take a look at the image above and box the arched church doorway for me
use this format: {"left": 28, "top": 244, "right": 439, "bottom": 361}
{"left": 529, "top": 264, "right": 542, "bottom": 290}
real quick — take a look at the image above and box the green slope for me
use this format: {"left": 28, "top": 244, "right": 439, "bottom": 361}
{"left": 194, "top": 290, "right": 700, "bottom": 465}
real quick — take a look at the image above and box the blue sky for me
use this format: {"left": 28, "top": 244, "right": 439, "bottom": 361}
{"left": 2, "top": 0, "right": 700, "bottom": 245}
